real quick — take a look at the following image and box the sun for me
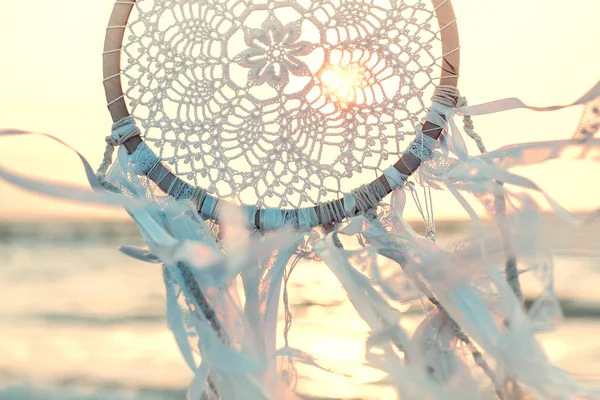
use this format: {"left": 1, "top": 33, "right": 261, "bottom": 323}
{"left": 321, "top": 63, "right": 369, "bottom": 105}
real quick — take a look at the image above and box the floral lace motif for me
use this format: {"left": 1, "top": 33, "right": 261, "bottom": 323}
{"left": 235, "top": 17, "right": 315, "bottom": 87}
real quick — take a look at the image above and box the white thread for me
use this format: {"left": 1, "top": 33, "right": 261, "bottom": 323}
{"left": 431, "top": 86, "right": 487, "bottom": 153}
{"left": 317, "top": 204, "right": 331, "bottom": 225}
{"left": 107, "top": 117, "right": 140, "bottom": 146}
{"left": 107, "top": 95, "right": 125, "bottom": 107}
{"left": 343, "top": 193, "right": 358, "bottom": 217}
{"left": 352, "top": 181, "right": 387, "bottom": 216}
{"left": 103, "top": 73, "right": 121, "bottom": 82}
{"left": 319, "top": 200, "right": 345, "bottom": 224}
{"left": 438, "top": 21, "right": 457, "bottom": 32}
{"left": 433, "top": 0, "right": 449, "bottom": 11}
{"left": 297, "top": 207, "right": 318, "bottom": 229}
{"left": 432, "top": 85, "right": 459, "bottom": 108}
{"left": 149, "top": 160, "right": 170, "bottom": 191}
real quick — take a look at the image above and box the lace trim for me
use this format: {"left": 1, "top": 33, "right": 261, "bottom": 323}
{"left": 131, "top": 142, "right": 160, "bottom": 176}
{"left": 406, "top": 133, "right": 437, "bottom": 162}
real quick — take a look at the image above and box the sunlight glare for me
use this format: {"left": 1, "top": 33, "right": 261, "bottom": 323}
{"left": 321, "top": 63, "right": 368, "bottom": 105}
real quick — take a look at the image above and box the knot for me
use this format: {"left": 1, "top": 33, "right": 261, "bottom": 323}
{"left": 432, "top": 85, "right": 460, "bottom": 108}
{"left": 95, "top": 115, "right": 141, "bottom": 193}
{"left": 106, "top": 115, "right": 140, "bottom": 147}
{"left": 431, "top": 85, "right": 487, "bottom": 155}
{"left": 105, "top": 135, "right": 120, "bottom": 146}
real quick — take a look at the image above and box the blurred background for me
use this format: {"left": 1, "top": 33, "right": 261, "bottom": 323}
{"left": 0, "top": 0, "right": 599, "bottom": 398}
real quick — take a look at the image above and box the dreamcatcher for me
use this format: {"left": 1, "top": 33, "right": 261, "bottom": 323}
{"left": 1, "top": 0, "right": 600, "bottom": 399}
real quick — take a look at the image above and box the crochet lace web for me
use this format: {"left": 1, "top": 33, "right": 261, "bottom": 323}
{"left": 122, "top": 0, "right": 442, "bottom": 209}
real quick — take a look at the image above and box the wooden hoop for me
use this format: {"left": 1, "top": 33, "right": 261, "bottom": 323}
{"left": 102, "top": 0, "right": 460, "bottom": 228}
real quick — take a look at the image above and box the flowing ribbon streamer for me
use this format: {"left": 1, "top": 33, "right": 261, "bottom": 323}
{"left": 337, "top": 218, "right": 590, "bottom": 399}
{"left": 0, "top": 129, "right": 102, "bottom": 189}
{"left": 1, "top": 81, "right": 599, "bottom": 400}
{"left": 0, "top": 129, "right": 146, "bottom": 210}
{"left": 437, "top": 139, "right": 600, "bottom": 225}
{"left": 459, "top": 80, "right": 600, "bottom": 116}
{"left": 430, "top": 80, "right": 600, "bottom": 162}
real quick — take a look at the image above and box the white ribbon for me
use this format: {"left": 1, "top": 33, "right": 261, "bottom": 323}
{"left": 460, "top": 80, "right": 600, "bottom": 117}
{"left": 428, "top": 80, "right": 600, "bottom": 162}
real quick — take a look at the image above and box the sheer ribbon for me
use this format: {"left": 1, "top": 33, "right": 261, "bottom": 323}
{"left": 1, "top": 80, "right": 600, "bottom": 399}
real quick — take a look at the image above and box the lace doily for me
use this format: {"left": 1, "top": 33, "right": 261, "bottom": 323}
{"left": 122, "top": 0, "right": 442, "bottom": 208}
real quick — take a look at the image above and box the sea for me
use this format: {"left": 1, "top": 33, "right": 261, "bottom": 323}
{"left": 0, "top": 217, "right": 599, "bottom": 400}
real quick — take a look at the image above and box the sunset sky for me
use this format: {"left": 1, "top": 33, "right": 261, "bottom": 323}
{"left": 0, "top": 0, "right": 598, "bottom": 221}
